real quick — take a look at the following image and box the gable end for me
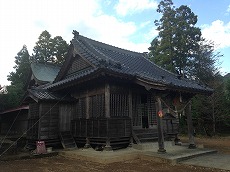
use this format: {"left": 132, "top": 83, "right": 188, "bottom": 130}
{"left": 65, "top": 55, "right": 93, "bottom": 78}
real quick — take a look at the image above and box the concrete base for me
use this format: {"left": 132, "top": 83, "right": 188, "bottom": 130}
{"left": 157, "top": 148, "right": 166, "bottom": 154}
{"left": 59, "top": 142, "right": 217, "bottom": 165}
{"left": 132, "top": 141, "right": 174, "bottom": 151}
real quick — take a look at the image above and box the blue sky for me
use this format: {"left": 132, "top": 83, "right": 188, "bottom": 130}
{"left": 0, "top": 0, "right": 229, "bottom": 86}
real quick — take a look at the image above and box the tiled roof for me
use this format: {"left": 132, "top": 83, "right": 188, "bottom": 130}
{"left": 47, "top": 68, "right": 98, "bottom": 89}
{"left": 28, "top": 88, "right": 75, "bottom": 102}
{"left": 49, "top": 31, "right": 213, "bottom": 94}
{"left": 31, "top": 62, "right": 61, "bottom": 83}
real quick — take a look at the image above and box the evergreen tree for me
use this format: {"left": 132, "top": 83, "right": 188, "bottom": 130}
{"left": 149, "top": 0, "right": 202, "bottom": 77}
{"left": 7, "top": 45, "right": 30, "bottom": 86}
{"left": 51, "top": 36, "right": 69, "bottom": 64}
{"left": 32, "top": 30, "right": 68, "bottom": 64}
{"left": 1, "top": 45, "right": 31, "bottom": 110}
{"left": 149, "top": 0, "right": 223, "bottom": 135}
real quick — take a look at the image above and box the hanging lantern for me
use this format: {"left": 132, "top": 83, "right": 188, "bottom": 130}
{"left": 158, "top": 110, "right": 164, "bottom": 118}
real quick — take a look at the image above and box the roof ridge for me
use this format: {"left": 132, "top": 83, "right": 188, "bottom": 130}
{"left": 80, "top": 36, "right": 122, "bottom": 68}
{"left": 79, "top": 34, "right": 143, "bottom": 56}
{"left": 72, "top": 34, "right": 122, "bottom": 69}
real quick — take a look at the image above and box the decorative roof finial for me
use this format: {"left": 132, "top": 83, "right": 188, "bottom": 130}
{"left": 73, "top": 30, "right": 79, "bottom": 39}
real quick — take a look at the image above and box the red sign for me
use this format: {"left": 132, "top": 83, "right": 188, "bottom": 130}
{"left": 36, "top": 141, "right": 47, "bottom": 154}
{"left": 158, "top": 110, "right": 163, "bottom": 118}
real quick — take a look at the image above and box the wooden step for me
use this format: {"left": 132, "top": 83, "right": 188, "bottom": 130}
{"left": 60, "top": 131, "right": 77, "bottom": 149}
{"left": 133, "top": 128, "right": 159, "bottom": 144}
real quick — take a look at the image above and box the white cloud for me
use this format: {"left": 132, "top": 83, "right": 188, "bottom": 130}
{"left": 0, "top": 0, "right": 101, "bottom": 85}
{"left": 0, "top": 0, "right": 151, "bottom": 85}
{"left": 225, "top": 5, "right": 230, "bottom": 16}
{"left": 140, "top": 21, "right": 151, "bottom": 28}
{"left": 114, "top": 0, "right": 158, "bottom": 16}
{"left": 201, "top": 20, "right": 230, "bottom": 50}
{"left": 144, "top": 26, "right": 159, "bottom": 42}
{"left": 227, "top": 5, "right": 230, "bottom": 13}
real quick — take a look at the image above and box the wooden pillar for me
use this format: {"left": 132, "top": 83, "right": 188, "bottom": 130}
{"left": 84, "top": 91, "right": 91, "bottom": 148}
{"left": 128, "top": 89, "right": 133, "bottom": 147}
{"left": 105, "top": 84, "right": 110, "bottom": 118}
{"left": 186, "top": 101, "right": 196, "bottom": 149}
{"left": 156, "top": 97, "right": 166, "bottom": 153}
{"left": 128, "top": 89, "right": 132, "bottom": 118}
{"left": 38, "top": 104, "right": 42, "bottom": 140}
{"left": 104, "top": 84, "right": 112, "bottom": 151}
{"left": 86, "top": 91, "right": 89, "bottom": 119}
{"left": 104, "top": 118, "right": 112, "bottom": 151}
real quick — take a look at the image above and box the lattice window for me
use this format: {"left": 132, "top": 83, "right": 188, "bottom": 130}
{"left": 110, "top": 94, "right": 129, "bottom": 117}
{"left": 76, "top": 98, "right": 86, "bottom": 118}
{"left": 132, "top": 95, "right": 142, "bottom": 126}
{"left": 147, "top": 94, "right": 157, "bottom": 126}
{"left": 89, "top": 94, "right": 105, "bottom": 118}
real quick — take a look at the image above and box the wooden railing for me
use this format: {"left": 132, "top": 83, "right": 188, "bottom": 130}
{"left": 71, "top": 117, "right": 132, "bottom": 138}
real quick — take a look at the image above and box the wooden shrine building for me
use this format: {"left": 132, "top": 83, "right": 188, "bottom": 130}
{"left": 24, "top": 31, "right": 213, "bottom": 151}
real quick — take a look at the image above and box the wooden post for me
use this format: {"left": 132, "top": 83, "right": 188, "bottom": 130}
{"left": 105, "top": 84, "right": 110, "bottom": 118}
{"left": 156, "top": 97, "right": 166, "bottom": 153}
{"left": 86, "top": 92, "right": 89, "bottom": 119}
{"left": 84, "top": 91, "right": 90, "bottom": 148}
{"left": 128, "top": 90, "right": 132, "bottom": 118}
{"left": 128, "top": 89, "right": 133, "bottom": 147}
{"left": 104, "top": 84, "right": 112, "bottom": 151}
{"left": 104, "top": 118, "right": 112, "bottom": 151}
{"left": 186, "top": 101, "right": 196, "bottom": 149}
{"left": 38, "top": 104, "right": 42, "bottom": 140}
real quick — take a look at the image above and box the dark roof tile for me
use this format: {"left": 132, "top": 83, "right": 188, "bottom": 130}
{"left": 49, "top": 32, "right": 213, "bottom": 94}
{"left": 28, "top": 89, "right": 75, "bottom": 102}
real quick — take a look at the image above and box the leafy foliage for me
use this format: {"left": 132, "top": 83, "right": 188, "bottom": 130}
{"left": 148, "top": 0, "right": 221, "bottom": 82}
{"left": 0, "top": 46, "right": 31, "bottom": 110}
{"left": 149, "top": 0, "right": 226, "bottom": 135}
{"left": 32, "top": 30, "right": 68, "bottom": 64}
{"left": 1, "top": 30, "right": 69, "bottom": 111}
{"left": 0, "top": 84, "right": 24, "bottom": 111}
{"left": 7, "top": 45, "right": 30, "bottom": 86}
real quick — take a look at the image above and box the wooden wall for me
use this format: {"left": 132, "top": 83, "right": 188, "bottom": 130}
{"left": 27, "top": 103, "right": 39, "bottom": 139}
{"left": 59, "top": 104, "right": 76, "bottom": 132}
{"left": 39, "top": 103, "right": 59, "bottom": 140}
{"left": 27, "top": 102, "right": 59, "bottom": 140}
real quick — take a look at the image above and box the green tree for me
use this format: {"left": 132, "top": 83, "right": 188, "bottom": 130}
{"left": 0, "top": 84, "right": 24, "bottom": 111}
{"left": 191, "top": 39, "right": 221, "bottom": 83}
{"left": 149, "top": 0, "right": 223, "bottom": 135}
{"left": 32, "top": 30, "right": 53, "bottom": 63}
{"left": 192, "top": 75, "right": 226, "bottom": 135}
{"left": 32, "top": 30, "right": 68, "bottom": 64}
{"left": 7, "top": 45, "right": 30, "bottom": 86}
{"left": 1, "top": 45, "right": 31, "bottom": 110}
{"left": 149, "top": 0, "right": 202, "bottom": 77}
{"left": 149, "top": 0, "right": 176, "bottom": 72}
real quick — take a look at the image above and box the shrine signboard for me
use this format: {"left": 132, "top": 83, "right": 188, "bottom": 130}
{"left": 36, "top": 141, "right": 47, "bottom": 154}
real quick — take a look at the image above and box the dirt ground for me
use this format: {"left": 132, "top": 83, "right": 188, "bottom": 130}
{"left": 180, "top": 135, "right": 230, "bottom": 154}
{"left": 0, "top": 136, "right": 230, "bottom": 172}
